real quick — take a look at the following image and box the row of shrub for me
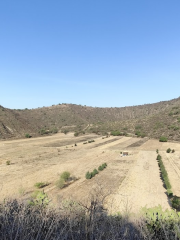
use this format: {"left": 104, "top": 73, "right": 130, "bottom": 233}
{"left": 85, "top": 163, "right": 107, "bottom": 179}
{"left": 83, "top": 140, "right": 95, "bottom": 144}
{"left": 135, "top": 131, "right": 146, "bottom": 138}
{"left": 156, "top": 154, "right": 171, "bottom": 190}
{"left": 156, "top": 153, "right": 180, "bottom": 210}
{"left": 111, "top": 131, "right": 127, "bottom": 136}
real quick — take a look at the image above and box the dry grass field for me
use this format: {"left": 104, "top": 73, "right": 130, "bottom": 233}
{"left": 1, "top": 133, "right": 180, "bottom": 214}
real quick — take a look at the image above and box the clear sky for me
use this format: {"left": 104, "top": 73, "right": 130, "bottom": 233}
{"left": 1, "top": 0, "right": 180, "bottom": 109}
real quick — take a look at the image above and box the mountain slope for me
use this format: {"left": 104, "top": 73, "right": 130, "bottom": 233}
{"left": 1, "top": 97, "right": 180, "bottom": 140}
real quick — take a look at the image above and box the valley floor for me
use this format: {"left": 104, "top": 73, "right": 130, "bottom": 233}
{"left": 0, "top": 133, "right": 180, "bottom": 213}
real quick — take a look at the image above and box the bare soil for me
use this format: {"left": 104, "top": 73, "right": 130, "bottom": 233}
{"left": 0, "top": 134, "right": 180, "bottom": 214}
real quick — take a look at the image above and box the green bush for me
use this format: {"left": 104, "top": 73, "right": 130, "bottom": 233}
{"left": 25, "top": 133, "right": 31, "bottom": 138}
{"left": 39, "top": 129, "right": 48, "bottom": 135}
{"left": 85, "top": 171, "right": 92, "bottom": 179}
{"left": 56, "top": 178, "right": 65, "bottom": 189}
{"left": 51, "top": 128, "right": 58, "bottom": 134}
{"left": 62, "top": 129, "right": 69, "bottom": 134}
{"left": 111, "top": 131, "right": 121, "bottom": 136}
{"left": 156, "top": 149, "right": 159, "bottom": 154}
{"left": 60, "top": 171, "right": 70, "bottom": 182}
{"left": 172, "top": 196, "right": 180, "bottom": 210}
{"left": 102, "top": 163, "right": 107, "bottom": 168}
{"left": 166, "top": 148, "right": 171, "bottom": 153}
{"left": 98, "top": 166, "right": 103, "bottom": 171}
{"left": 74, "top": 132, "right": 79, "bottom": 137}
{"left": 156, "top": 154, "right": 162, "bottom": 160}
{"left": 6, "top": 160, "right": 11, "bottom": 165}
{"left": 167, "top": 189, "right": 173, "bottom": 197}
{"left": 34, "top": 182, "right": 48, "bottom": 189}
{"left": 159, "top": 136, "right": 168, "bottom": 142}
{"left": 93, "top": 169, "right": 99, "bottom": 176}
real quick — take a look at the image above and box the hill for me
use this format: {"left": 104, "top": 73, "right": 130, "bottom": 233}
{"left": 1, "top": 97, "right": 180, "bottom": 140}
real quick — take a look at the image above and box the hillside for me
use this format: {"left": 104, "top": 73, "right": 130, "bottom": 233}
{"left": 1, "top": 97, "right": 180, "bottom": 140}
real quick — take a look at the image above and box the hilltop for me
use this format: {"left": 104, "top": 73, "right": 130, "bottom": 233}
{"left": 1, "top": 97, "right": 180, "bottom": 140}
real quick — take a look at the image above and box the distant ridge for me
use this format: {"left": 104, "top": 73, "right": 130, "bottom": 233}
{"left": 1, "top": 97, "right": 180, "bottom": 140}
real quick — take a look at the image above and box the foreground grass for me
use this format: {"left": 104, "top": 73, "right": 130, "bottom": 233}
{"left": 1, "top": 198, "right": 180, "bottom": 240}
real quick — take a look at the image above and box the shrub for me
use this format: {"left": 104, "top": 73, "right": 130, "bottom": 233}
{"left": 74, "top": 143, "right": 77, "bottom": 146}
{"left": 62, "top": 129, "right": 69, "bottom": 134}
{"left": 39, "top": 129, "right": 48, "bottom": 135}
{"left": 156, "top": 154, "right": 162, "bottom": 161}
{"left": 167, "top": 189, "right": 173, "bottom": 197}
{"left": 51, "top": 128, "right": 58, "bottom": 134}
{"left": 6, "top": 160, "right": 11, "bottom": 165}
{"left": 166, "top": 148, "right": 171, "bottom": 153}
{"left": 85, "top": 171, "right": 92, "bottom": 179}
{"left": 29, "top": 190, "right": 50, "bottom": 206}
{"left": 56, "top": 178, "right": 65, "bottom": 189}
{"left": 159, "top": 136, "right": 168, "bottom": 142}
{"left": 156, "top": 149, "right": 159, "bottom": 154}
{"left": 74, "top": 132, "right": 79, "bottom": 137}
{"left": 34, "top": 182, "right": 48, "bottom": 189}
{"left": 25, "top": 133, "right": 31, "bottom": 138}
{"left": 93, "top": 169, "right": 99, "bottom": 176}
{"left": 111, "top": 131, "right": 121, "bottom": 136}
{"left": 88, "top": 140, "right": 95, "bottom": 143}
{"left": 102, "top": 163, "right": 107, "bottom": 168}
{"left": 172, "top": 196, "right": 180, "bottom": 210}
{"left": 60, "top": 171, "right": 70, "bottom": 182}
{"left": 172, "top": 149, "right": 175, "bottom": 153}
{"left": 98, "top": 166, "right": 103, "bottom": 171}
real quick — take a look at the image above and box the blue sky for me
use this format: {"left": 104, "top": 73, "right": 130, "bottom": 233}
{"left": 0, "top": 0, "right": 180, "bottom": 109}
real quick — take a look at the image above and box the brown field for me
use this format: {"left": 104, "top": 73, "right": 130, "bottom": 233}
{"left": 0, "top": 133, "right": 180, "bottom": 214}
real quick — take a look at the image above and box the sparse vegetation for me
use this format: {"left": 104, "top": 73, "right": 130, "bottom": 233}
{"left": 34, "top": 182, "right": 49, "bottom": 189}
{"left": 6, "top": 160, "right": 11, "bottom": 165}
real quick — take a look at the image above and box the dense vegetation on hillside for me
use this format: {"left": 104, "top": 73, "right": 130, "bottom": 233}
{"left": 1, "top": 96, "right": 180, "bottom": 140}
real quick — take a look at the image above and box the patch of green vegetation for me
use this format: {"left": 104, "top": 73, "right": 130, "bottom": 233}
{"left": 25, "top": 133, "right": 31, "bottom": 138}
{"left": 86, "top": 163, "right": 107, "bottom": 180}
{"left": 6, "top": 160, "right": 11, "bottom": 165}
{"left": 29, "top": 190, "right": 50, "bottom": 206}
{"left": 156, "top": 154, "right": 171, "bottom": 189}
{"left": 34, "top": 182, "right": 49, "bottom": 189}
{"left": 159, "top": 136, "right": 168, "bottom": 142}
{"left": 74, "top": 132, "right": 79, "bottom": 137}
{"left": 88, "top": 140, "right": 95, "bottom": 143}
{"left": 168, "top": 125, "right": 179, "bottom": 131}
{"left": 135, "top": 125, "right": 142, "bottom": 130}
{"left": 61, "top": 129, "right": 69, "bottom": 134}
{"left": 39, "top": 129, "right": 49, "bottom": 135}
{"left": 166, "top": 148, "right": 171, "bottom": 153}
